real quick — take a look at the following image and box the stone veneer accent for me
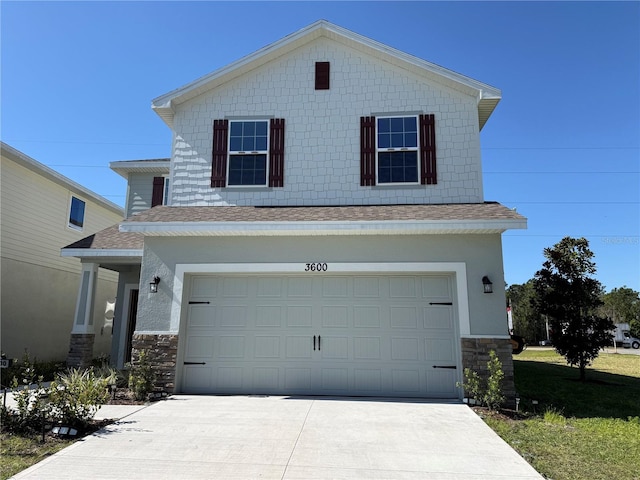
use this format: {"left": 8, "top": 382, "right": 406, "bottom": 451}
{"left": 461, "top": 338, "right": 516, "bottom": 408}
{"left": 67, "top": 334, "right": 95, "bottom": 368}
{"left": 131, "top": 334, "right": 178, "bottom": 393}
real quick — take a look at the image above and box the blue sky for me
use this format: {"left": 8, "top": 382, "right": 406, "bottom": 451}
{"left": 2, "top": 1, "right": 639, "bottom": 292}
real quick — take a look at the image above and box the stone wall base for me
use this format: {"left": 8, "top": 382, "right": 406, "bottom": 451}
{"left": 461, "top": 337, "right": 516, "bottom": 408}
{"left": 131, "top": 334, "right": 178, "bottom": 393}
{"left": 67, "top": 334, "right": 95, "bottom": 368}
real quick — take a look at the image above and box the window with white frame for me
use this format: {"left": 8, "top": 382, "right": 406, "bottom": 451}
{"left": 376, "top": 116, "right": 419, "bottom": 184}
{"left": 68, "top": 196, "right": 86, "bottom": 229}
{"left": 228, "top": 120, "right": 269, "bottom": 186}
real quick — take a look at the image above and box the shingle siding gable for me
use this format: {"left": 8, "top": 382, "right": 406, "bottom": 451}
{"left": 171, "top": 38, "right": 483, "bottom": 207}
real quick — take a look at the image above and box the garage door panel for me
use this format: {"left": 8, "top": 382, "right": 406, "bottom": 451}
{"left": 322, "top": 306, "right": 348, "bottom": 327}
{"left": 391, "top": 337, "right": 419, "bottom": 360}
{"left": 421, "top": 276, "right": 451, "bottom": 298}
{"left": 222, "top": 277, "right": 249, "bottom": 297}
{"left": 321, "top": 368, "right": 349, "bottom": 390}
{"left": 322, "top": 277, "right": 349, "bottom": 297}
{"left": 254, "top": 336, "right": 281, "bottom": 358}
{"left": 287, "top": 277, "right": 313, "bottom": 297}
{"left": 183, "top": 274, "right": 459, "bottom": 398}
{"left": 354, "top": 337, "right": 381, "bottom": 359}
{"left": 389, "top": 277, "right": 417, "bottom": 298}
{"left": 426, "top": 369, "right": 458, "bottom": 397}
{"left": 425, "top": 337, "right": 456, "bottom": 362}
{"left": 424, "top": 306, "right": 454, "bottom": 329}
{"left": 253, "top": 368, "right": 279, "bottom": 390}
{"left": 287, "top": 305, "right": 312, "bottom": 327}
{"left": 354, "top": 277, "right": 381, "bottom": 297}
{"left": 354, "top": 306, "right": 381, "bottom": 328}
{"left": 285, "top": 368, "right": 312, "bottom": 390}
{"left": 286, "top": 336, "right": 313, "bottom": 358}
{"left": 321, "top": 336, "right": 349, "bottom": 359}
{"left": 255, "top": 305, "right": 282, "bottom": 327}
{"left": 191, "top": 276, "right": 219, "bottom": 297}
{"left": 257, "top": 277, "right": 283, "bottom": 297}
{"left": 218, "top": 335, "right": 245, "bottom": 358}
{"left": 186, "top": 335, "right": 214, "bottom": 358}
{"left": 354, "top": 369, "right": 382, "bottom": 392}
{"left": 220, "top": 306, "right": 247, "bottom": 327}
{"left": 183, "top": 366, "right": 212, "bottom": 391}
{"left": 188, "top": 305, "right": 216, "bottom": 327}
{"left": 390, "top": 306, "right": 419, "bottom": 329}
{"left": 218, "top": 367, "right": 244, "bottom": 390}
{"left": 392, "top": 369, "right": 421, "bottom": 393}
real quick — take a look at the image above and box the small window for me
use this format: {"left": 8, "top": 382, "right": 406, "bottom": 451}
{"left": 228, "top": 120, "right": 269, "bottom": 186}
{"left": 376, "top": 116, "right": 419, "bottom": 184}
{"left": 68, "top": 196, "right": 86, "bottom": 229}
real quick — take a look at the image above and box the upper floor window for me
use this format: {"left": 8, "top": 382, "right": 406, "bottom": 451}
{"left": 228, "top": 120, "right": 268, "bottom": 186}
{"left": 360, "top": 114, "right": 437, "bottom": 186}
{"left": 377, "top": 116, "right": 418, "bottom": 184}
{"left": 211, "top": 118, "right": 285, "bottom": 188}
{"left": 68, "top": 196, "right": 85, "bottom": 230}
{"left": 152, "top": 176, "right": 170, "bottom": 207}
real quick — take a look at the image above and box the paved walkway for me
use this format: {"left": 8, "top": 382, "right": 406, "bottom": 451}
{"left": 11, "top": 395, "right": 542, "bottom": 479}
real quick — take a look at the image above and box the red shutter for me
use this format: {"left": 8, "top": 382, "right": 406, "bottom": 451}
{"left": 315, "top": 62, "right": 330, "bottom": 90}
{"left": 420, "top": 114, "right": 437, "bottom": 185}
{"left": 360, "top": 116, "right": 376, "bottom": 186}
{"left": 151, "top": 176, "right": 164, "bottom": 207}
{"left": 211, "top": 119, "right": 228, "bottom": 188}
{"left": 269, "top": 118, "right": 285, "bottom": 187}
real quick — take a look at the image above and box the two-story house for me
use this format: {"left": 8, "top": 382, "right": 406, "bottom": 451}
{"left": 62, "top": 21, "right": 526, "bottom": 402}
{"left": 1, "top": 142, "right": 123, "bottom": 364}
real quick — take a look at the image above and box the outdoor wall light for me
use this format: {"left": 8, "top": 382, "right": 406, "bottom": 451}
{"left": 149, "top": 276, "right": 161, "bottom": 293}
{"left": 482, "top": 276, "right": 493, "bottom": 294}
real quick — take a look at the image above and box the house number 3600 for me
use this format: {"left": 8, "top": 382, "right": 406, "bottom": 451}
{"left": 305, "top": 263, "right": 328, "bottom": 272}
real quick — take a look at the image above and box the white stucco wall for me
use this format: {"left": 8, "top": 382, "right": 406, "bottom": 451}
{"left": 135, "top": 234, "right": 508, "bottom": 338}
{"left": 170, "top": 37, "right": 484, "bottom": 207}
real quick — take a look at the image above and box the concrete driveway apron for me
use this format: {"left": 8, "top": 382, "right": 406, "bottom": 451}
{"left": 12, "top": 395, "right": 542, "bottom": 479}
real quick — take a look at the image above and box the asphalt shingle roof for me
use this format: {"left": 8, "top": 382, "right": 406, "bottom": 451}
{"left": 122, "top": 202, "right": 524, "bottom": 224}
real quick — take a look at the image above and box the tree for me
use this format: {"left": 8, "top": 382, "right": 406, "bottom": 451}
{"left": 533, "top": 237, "right": 614, "bottom": 381}
{"left": 506, "top": 280, "right": 545, "bottom": 344}
{"left": 601, "top": 287, "right": 640, "bottom": 337}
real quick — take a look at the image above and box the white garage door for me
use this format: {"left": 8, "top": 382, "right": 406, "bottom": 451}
{"left": 181, "top": 274, "right": 459, "bottom": 398}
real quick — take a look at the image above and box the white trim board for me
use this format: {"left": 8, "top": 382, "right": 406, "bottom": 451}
{"left": 167, "top": 262, "right": 471, "bottom": 335}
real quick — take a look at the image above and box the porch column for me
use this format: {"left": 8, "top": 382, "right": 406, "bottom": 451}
{"left": 66, "top": 262, "right": 99, "bottom": 368}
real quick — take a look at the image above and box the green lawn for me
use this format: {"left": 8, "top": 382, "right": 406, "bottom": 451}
{"left": 483, "top": 348, "right": 640, "bottom": 480}
{"left": 0, "top": 434, "right": 72, "bottom": 480}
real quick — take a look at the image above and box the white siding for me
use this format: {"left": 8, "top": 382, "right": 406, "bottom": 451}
{"left": 170, "top": 38, "right": 483, "bottom": 207}
{"left": 126, "top": 172, "right": 157, "bottom": 217}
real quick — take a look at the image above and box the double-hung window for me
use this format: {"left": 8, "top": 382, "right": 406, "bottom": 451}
{"left": 376, "top": 116, "right": 419, "bottom": 184}
{"left": 360, "top": 113, "right": 437, "bottom": 186}
{"left": 211, "top": 118, "right": 285, "bottom": 188}
{"left": 228, "top": 120, "right": 268, "bottom": 186}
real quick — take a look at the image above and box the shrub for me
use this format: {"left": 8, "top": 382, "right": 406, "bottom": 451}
{"left": 483, "top": 350, "right": 505, "bottom": 410}
{"left": 48, "top": 368, "right": 109, "bottom": 429}
{"left": 458, "top": 368, "right": 482, "bottom": 404}
{"left": 457, "top": 350, "right": 506, "bottom": 410}
{"left": 127, "top": 350, "right": 156, "bottom": 401}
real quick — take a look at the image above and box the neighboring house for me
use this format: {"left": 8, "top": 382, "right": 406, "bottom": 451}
{"left": 1, "top": 142, "right": 123, "bottom": 364}
{"left": 62, "top": 21, "right": 526, "bottom": 403}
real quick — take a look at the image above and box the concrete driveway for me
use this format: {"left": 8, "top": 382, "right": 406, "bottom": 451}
{"left": 12, "top": 395, "right": 542, "bottom": 479}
